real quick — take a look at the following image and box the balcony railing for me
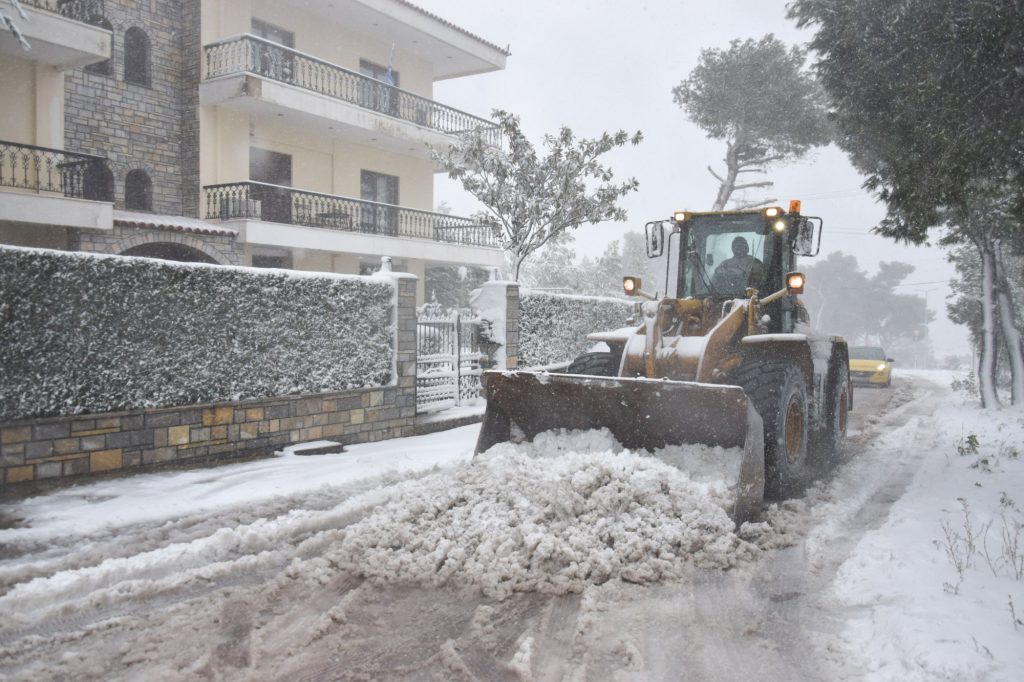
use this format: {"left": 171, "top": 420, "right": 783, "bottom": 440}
{"left": 0, "top": 140, "right": 113, "bottom": 201}
{"left": 204, "top": 181, "right": 501, "bottom": 248}
{"left": 22, "top": 0, "right": 107, "bottom": 25}
{"left": 203, "top": 34, "right": 501, "bottom": 147}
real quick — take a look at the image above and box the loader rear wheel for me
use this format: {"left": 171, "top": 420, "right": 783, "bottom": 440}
{"left": 565, "top": 351, "right": 621, "bottom": 377}
{"left": 733, "top": 359, "right": 810, "bottom": 499}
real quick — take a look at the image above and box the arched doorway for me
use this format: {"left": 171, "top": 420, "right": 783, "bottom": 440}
{"left": 121, "top": 242, "right": 218, "bottom": 264}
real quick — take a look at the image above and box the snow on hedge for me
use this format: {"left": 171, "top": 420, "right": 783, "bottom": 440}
{"left": 328, "top": 429, "right": 759, "bottom": 600}
{"left": 518, "top": 290, "right": 632, "bottom": 367}
{"left": 0, "top": 246, "right": 395, "bottom": 420}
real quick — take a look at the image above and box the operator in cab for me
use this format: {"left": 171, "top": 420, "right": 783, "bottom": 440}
{"left": 711, "top": 236, "right": 766, "bottom": 294}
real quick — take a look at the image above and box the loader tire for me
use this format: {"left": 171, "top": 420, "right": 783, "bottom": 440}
{"left": 811, "top": 367, "right": 849, "bottom": 468}
{"left": 733, "top": 359, "right": 809, "bottom": 499}
{"left": 565, "top": 351, "right": 621, "bottom": 377}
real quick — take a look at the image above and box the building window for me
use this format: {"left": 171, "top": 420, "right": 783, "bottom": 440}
{"left": 359, "top": 59, "right": 399, "bottom": 116}
{"left": 252, "top": 253, "right": 292, "bottom": 269}
{"left": 249, "top": 148, "right": 292, "bottom": 186}
{"left": 84, "top": 18, "right": 113, "bottom": 76}
{"left": 83, "top": 164, "right": 114, "bottom": 202}
{"left": 360, "top": 170, "right": 399, "bottom": 235}
{"left": 124, "top": 170, "right": 153, "bottom": 211}
{"left": 124, "top": 27, "right": 151, "bottom": 87}
{"left": 249, "top": 148, "right": 292, "bottom": 223}
{"left": 251, "top": 19, "right": 294, "bottom": 47}
{"left": 251, "top": 18, "right": 295, "bottom": 82}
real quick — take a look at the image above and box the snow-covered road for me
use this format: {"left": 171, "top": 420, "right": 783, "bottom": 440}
{"left": 1, "top": 374, "right": 1021, "bottom": 681}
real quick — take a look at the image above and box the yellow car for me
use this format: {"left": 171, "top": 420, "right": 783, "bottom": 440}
{"left": 849, "top": 346, "right": 894, "bottom": 387}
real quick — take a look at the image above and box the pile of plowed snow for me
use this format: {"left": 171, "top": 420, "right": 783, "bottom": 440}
{"left": 325, "top": 429, "right": 760, "bottom": 599}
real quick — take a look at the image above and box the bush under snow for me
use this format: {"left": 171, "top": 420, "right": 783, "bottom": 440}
{"left": 0, "top": 247, "right": 395, "bottom": 420}
{"left": 518, "top": 291, "right": 632, "bottom": 367}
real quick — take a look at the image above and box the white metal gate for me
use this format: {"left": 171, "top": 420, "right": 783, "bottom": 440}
{"left": 416, "top": 310, "right": 485, "bottom": 413}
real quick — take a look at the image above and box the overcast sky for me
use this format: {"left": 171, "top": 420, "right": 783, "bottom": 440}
{"left": 427, "top": 0, "right": 970, "bottom": 358}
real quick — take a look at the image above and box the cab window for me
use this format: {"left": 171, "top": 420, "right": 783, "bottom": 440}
{"left": 680, "top": 215, "right": 774, "bottom": 298}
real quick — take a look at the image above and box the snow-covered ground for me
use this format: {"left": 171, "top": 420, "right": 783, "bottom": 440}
{"left": 0, "top": 370, "right": 1021, "bottom": 680}
{"left": 828, "top": 370, "right": 1024, "bottom": 681}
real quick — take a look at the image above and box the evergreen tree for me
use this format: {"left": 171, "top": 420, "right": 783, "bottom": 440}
{"left": 789, "top": 0, "right": 1024, "bottom": 406}
{"left": 672, "top": 34, "right": 831, "bottom": 210}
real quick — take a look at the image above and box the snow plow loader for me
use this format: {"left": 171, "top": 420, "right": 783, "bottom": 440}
{"left": 475, "top": 203, "right": 852, "bottom": 524}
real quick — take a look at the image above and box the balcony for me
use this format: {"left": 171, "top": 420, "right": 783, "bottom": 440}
{"left": 204, "top": 181, "right": 502, "bottom": 267}
{"left": 201, "top": 35, "right": 500, "bottom": 158}
{"left": 205, "top": 181, "right": 499, "bottom": 245}
{"left": 0, "top": 140, "right": 114, "bottom": 230}
{"left": 1, "top": 1, "right": 111, "bottom": 69}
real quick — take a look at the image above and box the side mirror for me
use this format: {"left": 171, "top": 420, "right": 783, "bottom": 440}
{"left": 792, "top": 216, "right": 822, "bottom": 257}
{"left": 645, "top": 220, "right": 668, "bottom": 258}
{"left": 887, "top": 358, "right": 896, "bottom": 363}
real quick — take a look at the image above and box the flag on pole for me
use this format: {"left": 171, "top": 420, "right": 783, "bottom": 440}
{"left": 384, "top": 42, "right": 395, "bottom": 86}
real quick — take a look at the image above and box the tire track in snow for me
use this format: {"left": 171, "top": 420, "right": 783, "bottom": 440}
{"left": 0, "top": 377, "right": 942, "bottom": 681}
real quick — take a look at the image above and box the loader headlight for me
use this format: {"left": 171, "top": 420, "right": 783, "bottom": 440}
{"left": 764, "top": 206, "right": 782, "bottom": 218}
{"left": 672, "top": 210, "right": 689, "bottom": 223}
{"left": 877, "top": 363, "right": 887, "bottom": 371}
{"left": 773, "top": 219, "right": 787, "bottom": 232}
{"left": 786, "top": 271, "right": 805, "bottom": 295}
{"left": 623, "top": 276, "right": 641, "bottom": 296}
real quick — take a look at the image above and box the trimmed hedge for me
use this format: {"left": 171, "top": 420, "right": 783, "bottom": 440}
{"left": 518, "top": 291, "right": 633, "bottom": 367}
{"left": 0, "top": 247, "right": 395, "bottom": 420}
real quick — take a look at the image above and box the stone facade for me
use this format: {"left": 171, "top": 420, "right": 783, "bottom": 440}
{"left": 64, "top": 0, "right": 199, "bottom": 218}
{"left": 0, "top": 273, "right": 418, "bottom": 488}
{"left": 74, "top": 223, "right": 244, "bottom": 266}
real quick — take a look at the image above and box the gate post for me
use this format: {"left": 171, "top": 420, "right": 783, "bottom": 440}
{"left": 470, "top": 281, "right": 520, "bottom": 370}
{"left": 454, "top": 310, "right": 462, "bottom": 405}
{"left": 391, "top": 270, "right": 419, "bottom": 421}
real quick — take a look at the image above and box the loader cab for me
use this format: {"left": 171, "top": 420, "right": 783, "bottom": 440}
{"left": 644, "top": 207, "right": 822, "bottom": 333}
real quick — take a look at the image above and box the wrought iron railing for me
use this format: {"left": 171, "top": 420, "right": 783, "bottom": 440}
{"left": 22, "top": 0, "right": 107, "bottom": 25}
{"left": 203, "top": 34, "right": 501, "bottom": 147}
{"left": 0, "top": 140, "right": 113, "bottom": 201}
{"left": 204, "top": 181, "right": 501, "bottom": 248}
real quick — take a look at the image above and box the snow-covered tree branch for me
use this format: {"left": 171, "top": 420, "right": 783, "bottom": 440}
{"left": 3, "top": 0, "right": 30, "bottom": 50}
{"left": 432, "top": 110, "right": 642, "bottom": 281}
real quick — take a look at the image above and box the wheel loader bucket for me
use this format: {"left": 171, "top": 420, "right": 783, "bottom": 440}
{"left": 475, "top": 371, "right": 765, "bottom": 524}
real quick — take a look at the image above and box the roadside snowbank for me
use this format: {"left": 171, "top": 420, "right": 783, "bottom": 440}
{"left": 831, "top": 371, "right": 1024, "bottom": 681}
{"left": 327, "top": 429, "right": 759, "bottom": 600}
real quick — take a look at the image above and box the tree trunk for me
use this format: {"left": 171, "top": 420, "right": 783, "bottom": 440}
{"left": 711, "top": 142, "right": 740, "bottom": 211}
{"left": 995, "top": 243, "right": 1024, "bottom": 405}
{"left": 977, "top": 239, "right": 1001, "bottom": 408}
{"left": 513, "top": 253, "right": 526, "bottom": 282}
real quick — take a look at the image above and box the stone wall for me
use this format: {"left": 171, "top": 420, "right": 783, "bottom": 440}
{"left": 0, "top": 274, "right": 419, "bottom": 488}
{"left": 64, "top": 0, "right": 197, "bottom": 216}
{"left": 74, "top": 223, "right": 244, "bottom": 265}
{"left": 0, "top": 387, "right": 415, "bottom": 485}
